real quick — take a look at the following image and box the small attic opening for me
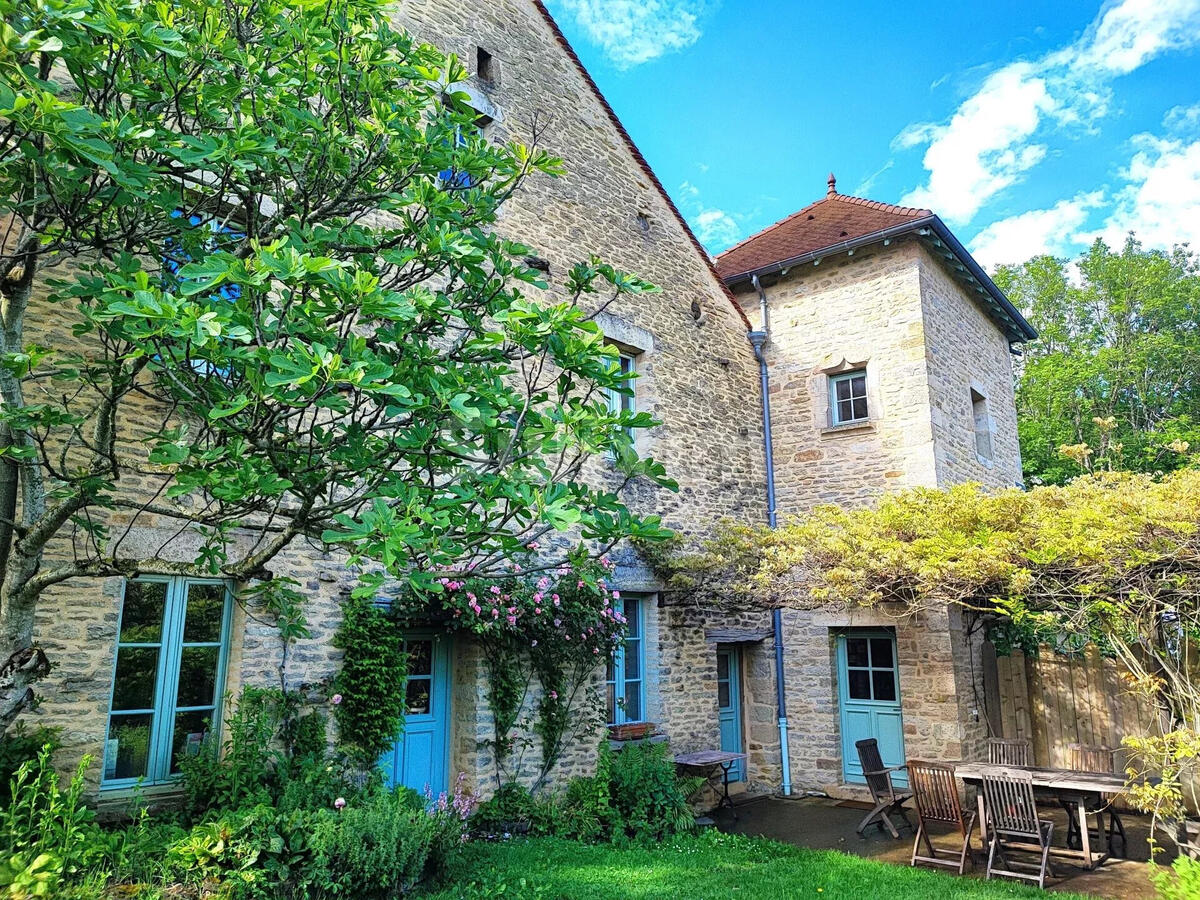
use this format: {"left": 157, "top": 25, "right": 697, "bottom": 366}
{"left": 476, "top": 47, "right": 496, "bottom": 85}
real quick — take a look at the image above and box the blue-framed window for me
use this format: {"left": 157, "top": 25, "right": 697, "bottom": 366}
{"left": 438, "top": 125, "right": 478, "bottom": 189}
{"left": 102, "top": 577, "right": 233, "bottom": 788}
{"left": 829, "top": 369, "right": 868, "bottom": 425}
{"left": 606, "top": 594, "right": 645, "bottom": 725}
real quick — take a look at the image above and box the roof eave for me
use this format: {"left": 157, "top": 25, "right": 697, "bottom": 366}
{"left": 720, "top": 216, "right": 1037, "bottom": 343}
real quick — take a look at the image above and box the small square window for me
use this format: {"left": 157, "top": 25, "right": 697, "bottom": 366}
{"left": 829, "top": 370, "right": 868, "bottom": 425}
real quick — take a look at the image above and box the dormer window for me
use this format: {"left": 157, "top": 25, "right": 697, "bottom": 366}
{"left": 830, "top": 369, "right": 868, "bottom": 425}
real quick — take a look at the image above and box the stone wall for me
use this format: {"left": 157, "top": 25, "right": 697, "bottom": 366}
{"left": 916, "top": 245, "right": 1023, "bottom": 488}
{"left": 731, "top": 239, "right": 939, "bottom": 516}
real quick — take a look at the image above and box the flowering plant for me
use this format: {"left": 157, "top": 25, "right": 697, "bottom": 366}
{"left": 394, "top": 553, "right": 626, "bottom": 785}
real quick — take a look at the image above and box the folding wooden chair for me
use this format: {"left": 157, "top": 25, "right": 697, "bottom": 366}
{"left": 980, "top": 766, "right": 1055, "bottom": 888}
{"left": 987, "top": 737, "right": 1032, "bottom": 766}
{"left": 908, "top": 760, "right": 977, "bottom": 874}
{"left": 854, "top": 738, "right": 913, "bottom": 839}
{"left": 1064, "top": 743, "right": 1127, "bottom": 857}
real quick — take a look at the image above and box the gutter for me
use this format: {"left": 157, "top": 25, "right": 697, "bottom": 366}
{"left": 749, "top": 274, "right": 791, "bottom": 797}
{"left": 724, "top": 216, "right": 1037, "bottom": 343}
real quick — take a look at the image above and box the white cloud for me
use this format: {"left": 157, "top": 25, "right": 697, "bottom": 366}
{"left": 1064, "top": 0, "right": 1200, "bottom": 75}
{"left": 548, "top": 0, "right": 712, "bottom": 69}
{"left": 970, "top": 191, "right": 1105, "bottom": 269}
{"left": 693, "top": 209, "right": 740, "bottom": 249}
{"left": 899, "top": 63, "right": 1054, "bottom": 221}
{"left": 898, "top": 0, "right": 1200, "bottom": 224}
{"left": 677, "top": 180, "right": 740, "bottom": 251}
{"left": 1097, "top": 135, "right": 1200, "bottom": 250}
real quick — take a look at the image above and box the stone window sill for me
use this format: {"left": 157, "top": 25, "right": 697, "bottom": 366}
{"left": 821, "top": 421, "right": 875, "bottom": 437}
{"left": 976, "top": 454, "right": 995, "bottom": 469}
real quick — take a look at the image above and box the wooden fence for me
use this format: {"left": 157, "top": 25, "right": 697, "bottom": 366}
{"left": 984, "top": 643, "right": 1158, "bottom": 768}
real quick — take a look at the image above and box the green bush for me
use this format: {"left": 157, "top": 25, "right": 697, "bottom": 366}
{"left": 471, "top": 783, "right": 554, "bottom": 837}
{"left": 310, "top": 789, "right": 432, "bottom": 898}
{"left": 1153, "top": 856, "right": 1200, "bottom": 900}
{"left": 0, "top": 725, "right": 60, "bottom": 807}
{"left": 605, "top": 741, "right": 699, "bottom": 842}
{"left": 0, "top": 745, "right": 109, "bottom": 897}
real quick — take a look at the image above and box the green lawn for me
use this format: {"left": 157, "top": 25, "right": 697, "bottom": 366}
{"left": 422, "top": 832, "right": 1090, "bottom": 899}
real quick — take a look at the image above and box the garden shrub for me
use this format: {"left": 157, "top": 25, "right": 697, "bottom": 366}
{"left": 0, "top": 746, "right": 109, "bottom": 897}
{"left": 1154, "top": 856, "right": 1200, "bottom": 900}
{"left": 0, "top": 725, "right": 60, "bottom": 806}
{"left": 602, "top": 742, "right": 699, "bottom": 843}
{"left": 471, "top": 783, "right": 554, "bottom": 837}
{"left": 310, "top": 789, "right": 433, "bottom": 898}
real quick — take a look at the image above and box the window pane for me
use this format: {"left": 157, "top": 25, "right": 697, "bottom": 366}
{"left": 851, "top": 397, "right": 868, "bottom": 420}
{"left": 176, "top": 646, "right": 219, "bottom": 708}
{"left": 624, "top": 599, "right": 640, "bottom": 638}
{"left": 846, "top": 638, "right": 869, "bottom": 667}
{"left": 850, "top": 375, "right": 866, "bottom": 398}
{"left": 718, "top": 681, "right": 731, "bottom": 709}
{"left": 623, "top": 681, "right": 642, "bottom": 722}
{"left": 183, "top": 583, "right": 225, "bottom": 643}
{"left": 836, "top": 378, "right": 852, "bottom": 402}
{"left": 606, "top": 658, "right": 616, "bottom": 681}
{"left": 847, "top": 669, "right": 871, "bottom": 700}
{"left": 869, "top": 638, "right": 893, "bottom": 669}
{"left": 837, "top": 399, "right": 854, "bottom": 423}
{"left": 112, "top": 647, "right": 159, "bottom": 711}
{"left": 170, "top": 709, "right": 212, "bottom": 773}
{"left": 624, "top": 641, "right": 641, "bottom": 680}
{"left": 872, "top": 670, "right": 897, "bottom": 702}
{"left": 406, "top": 678, "right": 431, "bottom": 715}
{"left": 717, "top": 654, "right": 729, "bottom": 681}
{"left": 120, "top": 581, "right": 166, "bottom": 643}
{"left": 106, "top": 714, "right": 153, "bottom": 780}
{"left": 407, "top": 640, "right": 433, "bottom": 677}
{"left": 606, "top": 682, "right": 617, "bottom": 724}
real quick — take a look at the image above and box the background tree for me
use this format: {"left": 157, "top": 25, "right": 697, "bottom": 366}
{"left": 0, "top": 0, "right": 674, "bottom": 731}
{"left": 993, "top": 237, "right": 1200, "bottom": 485}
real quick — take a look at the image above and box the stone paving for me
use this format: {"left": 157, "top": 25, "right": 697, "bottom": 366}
{"left": 719, "top": 795, "right": 1163, "bottom": 899}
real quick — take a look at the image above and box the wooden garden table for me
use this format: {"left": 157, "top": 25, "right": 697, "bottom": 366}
{"left": 954, "top": 762, "right": 1128, "bottom": 871}
{"left": 674, "top": 749, "right": 747, "bottom": 820}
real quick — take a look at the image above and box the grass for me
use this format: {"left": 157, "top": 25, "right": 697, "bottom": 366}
{"left": 421, "top": 831, "right": 1091, "bottom": 899}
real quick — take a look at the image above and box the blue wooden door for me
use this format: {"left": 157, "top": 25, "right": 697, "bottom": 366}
{"left": 837, "top": 631, "right": 906, "bottom": 788}
{"left": 717, "top": 648, "right": 744, "bottom": 781}
{"left": 379, "top": 634, "right": 451, "bottom": 796}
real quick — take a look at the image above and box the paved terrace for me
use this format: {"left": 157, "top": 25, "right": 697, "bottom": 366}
{"left": 720, "top": 795, "right": 1164, "bottom": 899}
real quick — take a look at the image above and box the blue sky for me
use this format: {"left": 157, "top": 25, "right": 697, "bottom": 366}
{"left": 543, "top": 0, "right": 1200, "bottom": 270}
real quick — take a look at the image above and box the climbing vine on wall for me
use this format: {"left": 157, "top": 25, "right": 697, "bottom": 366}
{"left": 331, "top": 595, "right": 408, "bottom": 768}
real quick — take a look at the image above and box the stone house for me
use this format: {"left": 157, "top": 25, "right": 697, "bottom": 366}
{"left": 22, "top": 0, "right": 1034, "bottom": 807}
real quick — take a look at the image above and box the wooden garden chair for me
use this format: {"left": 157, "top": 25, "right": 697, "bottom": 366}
{"left": 1064, "top": 743, "right": 1127, "bottom": 857}
{"left": 908, "top": 760, "right": 977, "bottom": 874}
{"left": 987, "top": 737, "right": 1032, "bottom": 767}
{"left": 980, "top": 766, "right": 1055, "bottom": 889}
{"left": 854, "top": 738, "right": 913, "bottom": 839}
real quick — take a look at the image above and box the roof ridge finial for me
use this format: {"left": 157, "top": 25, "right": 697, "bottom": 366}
{"left": 827, "top": 172, "right": 837, "bottom": 196}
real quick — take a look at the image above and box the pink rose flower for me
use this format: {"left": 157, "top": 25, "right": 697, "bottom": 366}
{"left": 334, "top": 797, "right": 346, "bottom": 810}
{"left": 331, "top": 693, "right": 343, "bottom": 705}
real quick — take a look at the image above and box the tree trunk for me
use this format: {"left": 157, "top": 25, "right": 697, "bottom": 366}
{"left": 0, "top": 646, "right": 49, "bottom": 732}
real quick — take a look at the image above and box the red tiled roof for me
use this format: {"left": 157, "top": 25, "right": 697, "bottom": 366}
{"left": 531, "top": 2, "right": 751, "bottom": 329}
{"left": 715, "top": 183, "right": 932, "bottom": 281}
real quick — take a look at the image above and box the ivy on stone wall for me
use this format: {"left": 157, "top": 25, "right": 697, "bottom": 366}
{"left": 331, "top": 596, "right": 407, "bottom": 768}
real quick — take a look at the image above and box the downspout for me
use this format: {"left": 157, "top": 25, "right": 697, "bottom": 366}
{"left": 748, "top": 273, "right": 791, "bottom": 797}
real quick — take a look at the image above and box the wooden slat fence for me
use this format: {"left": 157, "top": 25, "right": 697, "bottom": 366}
{"left": 987, "top": 644, "right": 1157, "bottom": 770}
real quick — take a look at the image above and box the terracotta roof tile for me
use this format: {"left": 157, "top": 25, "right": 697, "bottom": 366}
{"left": 715, "top": 188, "right": 932, "bottom": 281}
